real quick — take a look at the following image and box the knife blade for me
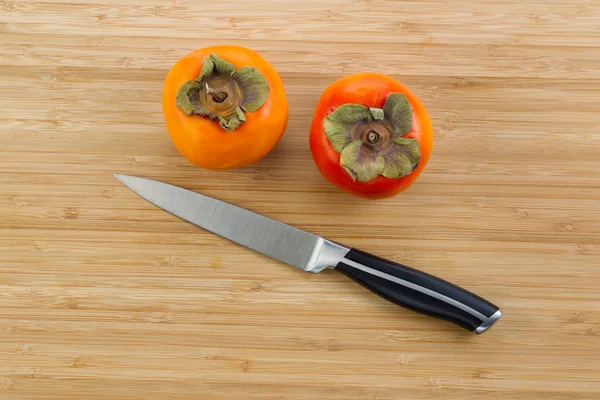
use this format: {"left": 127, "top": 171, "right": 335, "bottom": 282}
{"left": 115, "top": 174, "right": 502, "bottom": 334}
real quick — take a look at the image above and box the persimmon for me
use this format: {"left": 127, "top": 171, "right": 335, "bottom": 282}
{"left": 309, "top": 73, "right": 433, "bottom": 199}
{"left": 162, "top": 45, "right": 288, "bottom": 170}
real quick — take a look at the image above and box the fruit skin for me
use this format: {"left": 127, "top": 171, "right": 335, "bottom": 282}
{"left": 162, "top": 45, "right": 288, "bottom": 170}
{"left": 309, "top": 73, "right": 433, "bottom": 199}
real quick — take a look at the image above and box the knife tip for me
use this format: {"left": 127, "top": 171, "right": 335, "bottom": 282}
{"left": 113, "top": 174, "right": 147, "bottom": 190}
{"left": 113, "top": 174, "right": 130, "bottom": 184}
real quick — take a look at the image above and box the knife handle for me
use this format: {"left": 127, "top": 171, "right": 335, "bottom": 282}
{"left": 334, "top": 248, "right": 502, "bottom": 333}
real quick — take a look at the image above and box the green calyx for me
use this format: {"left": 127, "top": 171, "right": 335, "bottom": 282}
{"left": 323, "top": 94, "right": 420, "bottom": 182}
{"left": 176, "top": 53, "right": 270, "bottom": 131}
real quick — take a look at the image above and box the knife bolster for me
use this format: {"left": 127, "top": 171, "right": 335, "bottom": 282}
{"left": 304, "top": 239, "right": 350, "bottom": 273}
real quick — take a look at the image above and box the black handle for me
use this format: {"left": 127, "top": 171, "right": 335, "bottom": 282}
{"left": 335, "top": 249, "right": 501, "bottom": 333}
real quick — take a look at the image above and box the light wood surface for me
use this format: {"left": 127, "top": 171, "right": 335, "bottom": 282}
{"left": 2, "top": 1, "right": 600, "bottom": 399}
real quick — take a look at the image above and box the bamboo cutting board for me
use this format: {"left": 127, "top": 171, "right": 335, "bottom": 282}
{"left": 1, "top": 1, "right": 599, "bottom": 399}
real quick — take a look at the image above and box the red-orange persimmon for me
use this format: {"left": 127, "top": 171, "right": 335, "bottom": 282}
{"left": 310, "top": 73, "right": 433, "bottom": 199}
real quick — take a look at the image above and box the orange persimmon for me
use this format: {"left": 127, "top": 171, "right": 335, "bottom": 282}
{"left": 162, "top": 45, "right": 288, "bottom": 170}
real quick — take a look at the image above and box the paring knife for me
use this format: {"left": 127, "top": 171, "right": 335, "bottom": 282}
{"left": 115, "top": 174, "right": 502, "bottom": 334}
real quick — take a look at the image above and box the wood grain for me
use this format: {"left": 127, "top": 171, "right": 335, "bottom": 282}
{"left": 1, "top": 0, "right": 599, "bottom": 399}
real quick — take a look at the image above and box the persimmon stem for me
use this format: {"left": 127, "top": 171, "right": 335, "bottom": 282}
{"left": 176, "top": 53, "right": 270, "bottom": 131}
{"left": 323, "top": 95, "right": 420, "bottom": 181}
{"left": 367, "top": 131, "right": 380, "bottom": 144}
{"left": 205, "top": 82, "right": 228, "bottom": 103}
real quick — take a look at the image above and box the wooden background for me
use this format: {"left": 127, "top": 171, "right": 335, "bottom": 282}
{"left": 1, "top": 1, "right": 599, "bottom": 399}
